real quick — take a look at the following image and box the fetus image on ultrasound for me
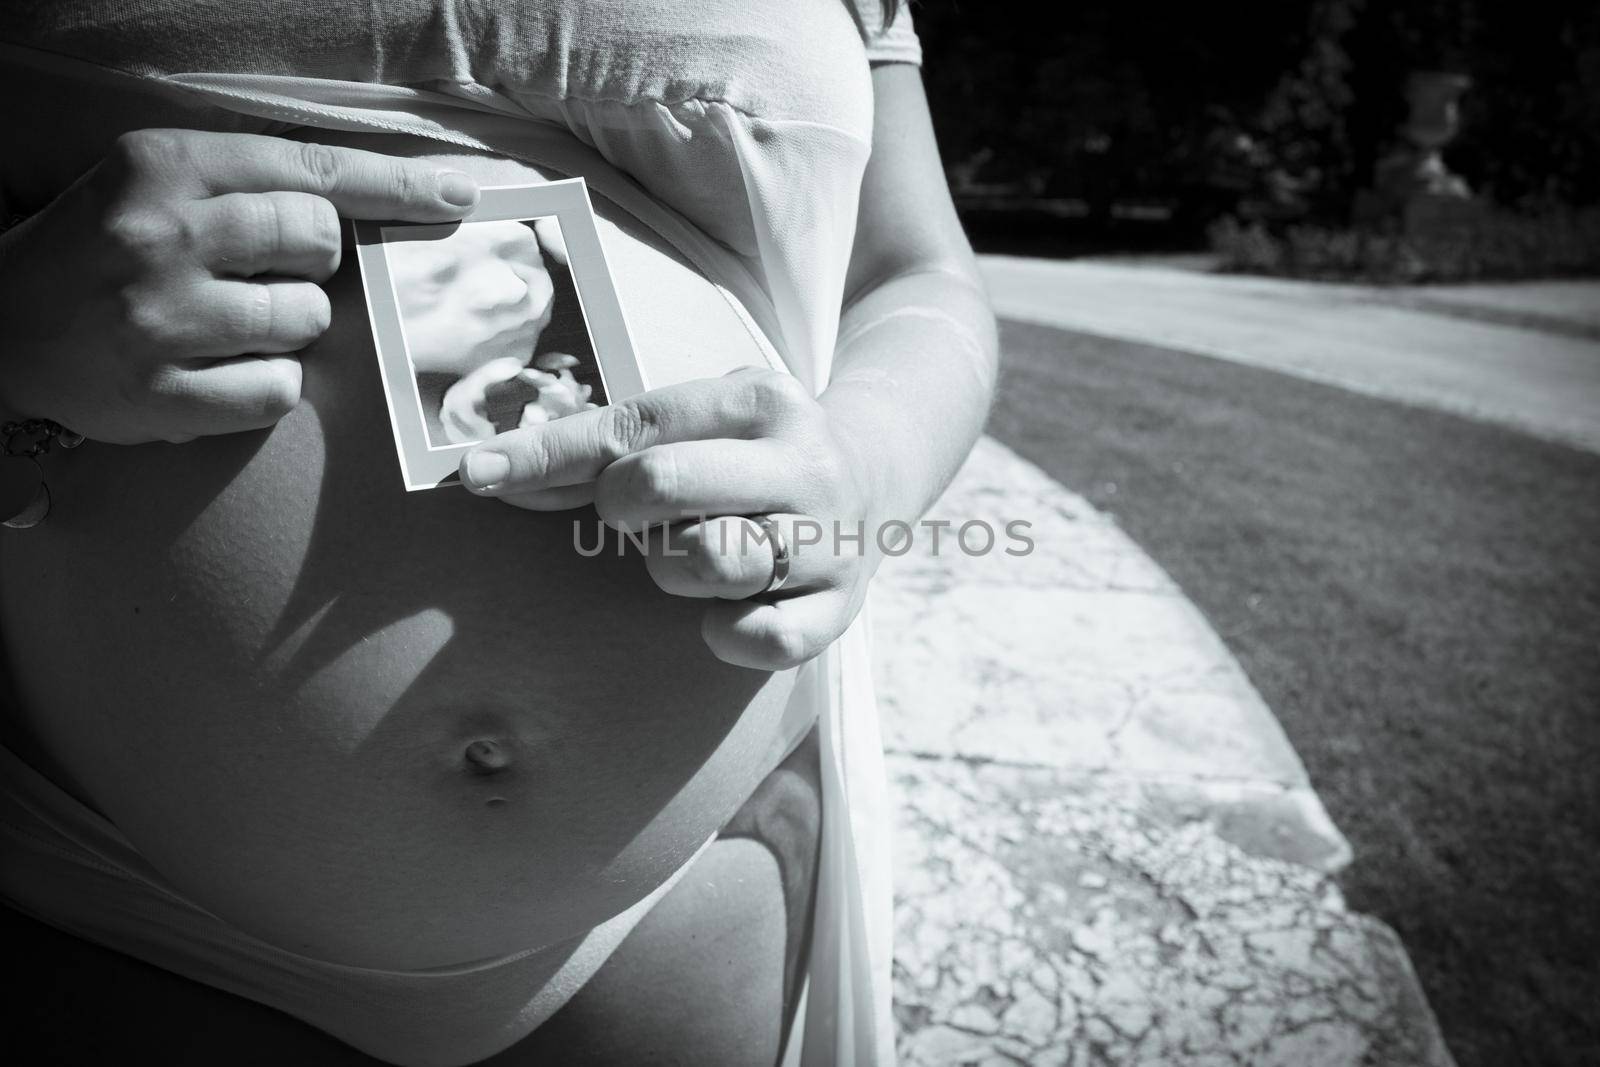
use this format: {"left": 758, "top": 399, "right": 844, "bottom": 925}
{"left": 386, "top": 217, "right": 607, "bottom": 447}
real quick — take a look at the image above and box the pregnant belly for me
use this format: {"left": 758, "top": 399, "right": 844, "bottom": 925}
{"left": 0, "top": 136, "right": 805, "bottom": 971}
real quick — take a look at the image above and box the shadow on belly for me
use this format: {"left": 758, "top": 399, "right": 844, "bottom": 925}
{"left": 0, "top": 163, "right": 802, "bottom": 968}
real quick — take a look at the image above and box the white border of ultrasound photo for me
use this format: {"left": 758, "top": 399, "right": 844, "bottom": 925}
{"left": 355, "top": 178, "right": 647, "bottom": 491}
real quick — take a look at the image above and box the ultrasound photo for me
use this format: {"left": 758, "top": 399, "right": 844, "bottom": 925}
{"left": 356, "top": 179, "right": 644, "bottom": 490}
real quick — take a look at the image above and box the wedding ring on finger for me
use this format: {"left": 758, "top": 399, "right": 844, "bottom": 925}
{"left": 753, "top": 514, "right": 791, "bottom": 596}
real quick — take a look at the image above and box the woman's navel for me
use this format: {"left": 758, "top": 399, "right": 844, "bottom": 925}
{"left": 463, "top": 738, "right": 513, "bottom": 775}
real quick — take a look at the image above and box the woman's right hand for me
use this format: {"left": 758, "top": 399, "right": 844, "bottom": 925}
{"left": 0, "top": 129, "right": 481, "bottom": 444}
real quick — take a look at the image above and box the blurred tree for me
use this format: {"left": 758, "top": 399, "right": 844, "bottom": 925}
{"left": 913, "top": 0, "right": 1599, "bottom": 226}
{"left": 914, "top": 1, "right": 1305, "bottom": 219}
{"left": 1451, "top": 0, "right": 1600, "bottom": 209}
{"left": 1252, "top": 0, "right": 1364, "bottom": 218}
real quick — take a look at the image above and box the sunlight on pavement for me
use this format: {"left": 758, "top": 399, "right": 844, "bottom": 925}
{"left": 978, "top": 257, "right": 1600, "bottom": 454}
{"left": 873, "top": 437, "right": 1454, "bottom": 1066}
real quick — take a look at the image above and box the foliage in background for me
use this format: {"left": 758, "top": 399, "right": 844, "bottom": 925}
{"left": 915, "top": 0, "right": 1600, "bottom": 224}
{"left": 1243, "top": 0, "right": 1365, "bottom": 221}
{"left": 1209, "top": 208, "right": 1600, "bottom": 282}
{"left": 915, "top": 1, "right": 1307, "bottom": 222}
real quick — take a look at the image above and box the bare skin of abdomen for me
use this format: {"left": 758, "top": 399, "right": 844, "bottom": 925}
{"left": 0, "top": 137, "right": 815, "bottom": 1062}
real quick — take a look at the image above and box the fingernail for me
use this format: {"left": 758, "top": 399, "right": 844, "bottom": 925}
{"left": 464, "top": 450, "right": 509, "bottom": 490}
{"left": 438, "top": 171, "right": 479, "bottom": 208}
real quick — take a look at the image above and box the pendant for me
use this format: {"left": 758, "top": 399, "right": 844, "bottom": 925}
{"left": 1, "top": 457, "right": 50, "bottom": 529}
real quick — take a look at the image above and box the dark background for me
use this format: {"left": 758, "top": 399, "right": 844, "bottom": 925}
{"left": 524, "top": 220, "right": 609, "bottom": 406}
{"left": 911, "top": 0, "right": 1600, "bottom": 253}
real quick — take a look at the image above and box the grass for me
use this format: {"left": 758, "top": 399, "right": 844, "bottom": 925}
{"left": 985, "top": 318, "right": 1600, "bottom": 1067}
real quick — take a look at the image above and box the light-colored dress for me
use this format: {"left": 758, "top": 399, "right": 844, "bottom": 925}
{"left": 0, "top": 3, "right": 920, "bottom": 1064}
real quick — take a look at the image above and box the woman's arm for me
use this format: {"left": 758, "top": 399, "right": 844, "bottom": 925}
{"left": 458, "top": 66, "right": 997, "bottom": 671}
{"left": 821, "top": 61, "right": 999, "bottom": 539}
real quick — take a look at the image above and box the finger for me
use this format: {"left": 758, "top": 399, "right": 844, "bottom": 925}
{"left": 460, "top": 370, "right": 811, "bottom": 494}
{"left": 195, "top": 279, "right": 332, "bottom": 355}
{"left": 184, "top": 134, "right": 480, "bottom": 220}
{"left": 154, "top": 354, "right": 304, "bottom": 437}
{"left": 646, "top": 514, "right": 835, "bottom": 600}
{"left": 594, "top": 439, "right": 814, "bottom": 532}
{"left": 193, "top": 192, "right": 343, "bottom": 280}
{"left": 493, "top": 483, "right": 598, "bottom": 512}
{"left": 701, "top": 589, "right": 850, "bottom": 671}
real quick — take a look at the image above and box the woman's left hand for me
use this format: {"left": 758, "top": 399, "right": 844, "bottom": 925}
{"left": 457, "top": 367, "right": 878, "bottom": 670}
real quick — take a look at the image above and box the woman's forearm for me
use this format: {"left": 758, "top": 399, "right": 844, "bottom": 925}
{"left": 820, "top": 265, "right": 999, "bottom": 535}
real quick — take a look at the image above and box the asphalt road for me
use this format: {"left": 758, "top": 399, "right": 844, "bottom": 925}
{"left": 980, "top": 256, "right": 1600, "bottom": 454}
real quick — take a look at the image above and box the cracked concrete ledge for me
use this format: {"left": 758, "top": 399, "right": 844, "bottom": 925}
{"left": 888, "top": 759, "right": 1453, "bottom": 1067}
{"left": 872, "top": 436, "right": 1453, "bottom": 1065}
{"left": 873, "top": 436, "right": 1347, "bottom": 867}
